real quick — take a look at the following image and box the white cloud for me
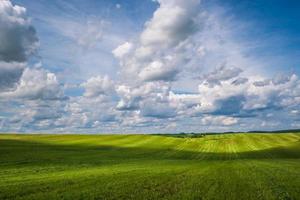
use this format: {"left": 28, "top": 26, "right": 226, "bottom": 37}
{"left": 140, "top": 0, "right": 198, "bottom": 49}
{"left": 81, "top": 75, "right": 115, "bottom": 98}
{"left": 195, "top": 67, "right": 300, "bottom": 113}
{"left": 0, "top": 67, "right": 65, "bottom": 100}
{"left": 0, "top": 0, "right": 38, "bottom": 62}
{"left": 0, "top": 0, "right": 38, "bottom": 91}
{"left": 115, "top": 82, "right": 178, "bottom": 121}
{"left": 112, "top": 42, "right": 133, "bottom": 59}
{"left": 138, "top": 60, "right": 178, "bottom": 81}
{"left": 1, "top": 0, "right": 300, "bottom": 133}
{"left": 115, "top": 83, "right": 156, "bottom": 111}
{"left": 115, "top": 0, "right": 200, "bottom": 82}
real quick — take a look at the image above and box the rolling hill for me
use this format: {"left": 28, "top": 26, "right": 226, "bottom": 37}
{"left": 1, "top": 133, "right": 300, "bottom": 199}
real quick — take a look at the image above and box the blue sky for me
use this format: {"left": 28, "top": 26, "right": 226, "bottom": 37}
{"left": 0, "top": 0, "right": 299, "bottom": 133}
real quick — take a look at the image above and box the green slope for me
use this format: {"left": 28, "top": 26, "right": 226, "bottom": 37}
{"left": 0, "top": 133, "right": 300, "bottom": 200}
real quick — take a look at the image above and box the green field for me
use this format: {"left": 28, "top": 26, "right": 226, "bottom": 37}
{"left": 1, "top": 133, "right": 300, "bottom": 200}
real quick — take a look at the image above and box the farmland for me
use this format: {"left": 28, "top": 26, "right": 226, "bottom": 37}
{"left": 1, "top": 133, "right": 300, "bottom": 199}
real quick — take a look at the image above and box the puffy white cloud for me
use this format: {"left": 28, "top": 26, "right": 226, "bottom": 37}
{"left": 195, "top": 66, "right": 300, "bottom": 114}
{"left": 115, "top": 0, "right": 200, "bottom": 82}
{"left": 59, "top": 92, "right": 121, "bottom": 131}
{"left": 138, "top": 60, "right": 178, "bottom": 82}
{"left": 0, "top": 95, "right": 68, "bottom": 132}
{"left": 0, "top": 0, "right": 38, "bottom": 62}
{"left": 140, "top": 0, "right": 198, "bottom": 49}
{"left": 0, "top": 0, "right": 38, "bottom": 91}
{"left": 115, "top": 85, "right": 140, "bottom": 111}
{"left": 196, "top": 80, "right": 245, "bottom": 113}
{"left": 0, "top": 67, "right": 65, "bottom": 100}
{"left": 115, "top": 83, "right": 163, "bottom": 111}
{"left": 2, "top": 0, "right": 300, "bottom": 133}
{"left": 115, "top": 82, "right": 178, "bottom": 120}
{"left": 53, "top": 76, "right": 120, "bottom": 130}
{"left": 138, "top": 0, "right": 199, "bottom": 73}
{"left": 81, "top": 75, "right": 115, "bottom": 98}
{"left": 112, "top": 42, "right": 133, "bottom": 59}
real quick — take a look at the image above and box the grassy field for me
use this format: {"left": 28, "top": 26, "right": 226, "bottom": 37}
{"left": 1, "top": 133, "right": 300, "bottom": 200}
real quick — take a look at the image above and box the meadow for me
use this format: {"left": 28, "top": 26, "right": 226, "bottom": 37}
{"left": 0, "top": 133, "right": 300, "bottom": 200}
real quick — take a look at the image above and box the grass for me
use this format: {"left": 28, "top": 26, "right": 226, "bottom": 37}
{"left": 1, "top": 133, "right": 300, "bottom": 200}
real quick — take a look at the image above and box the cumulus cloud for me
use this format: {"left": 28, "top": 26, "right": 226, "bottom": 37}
{"left": 195, "top": 67, "right": 300, "bottom": 116}
{"left": 0, "top": 0, "right": 38, "bottom": 62}
{"left": 2, "top": 0, "right": 300, "bottom": 133}
{"left": 81, "top": 75, "right": 115, "bottom": 98}
{"left": 140, "top": 0, "right": 198, "bottom": 50}
{"left": 116, "top": 82, "right": 169, "bottom": 111}
{"left": 106, "top": 0, "right": 300, "bottom": 132}
{"left": 115, "top": 81, "right": 179, "bottom": 122}
{"left": 115, "top": 0, "right": 200, "bottom": 82}
{"left": 116, "top": 85, "right": 141, "bottom": 111}
{"left": 138, "top": 60, "right": 178, "bottom": 82}
{"left": 62, "top": 96, "right": 119, "bottom": 130}
{"left": 0, "top": 67, "right": 65, "bottom": 100}
{"left": 0, "top": 0, "right": 39, "bottom": 91}
{"left": 0, "top": 1, "right": 71, "bottom": 132}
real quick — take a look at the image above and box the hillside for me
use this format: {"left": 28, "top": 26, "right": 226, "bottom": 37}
{"left": 1, "top": 133, "right": 300, "bottom": 199}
